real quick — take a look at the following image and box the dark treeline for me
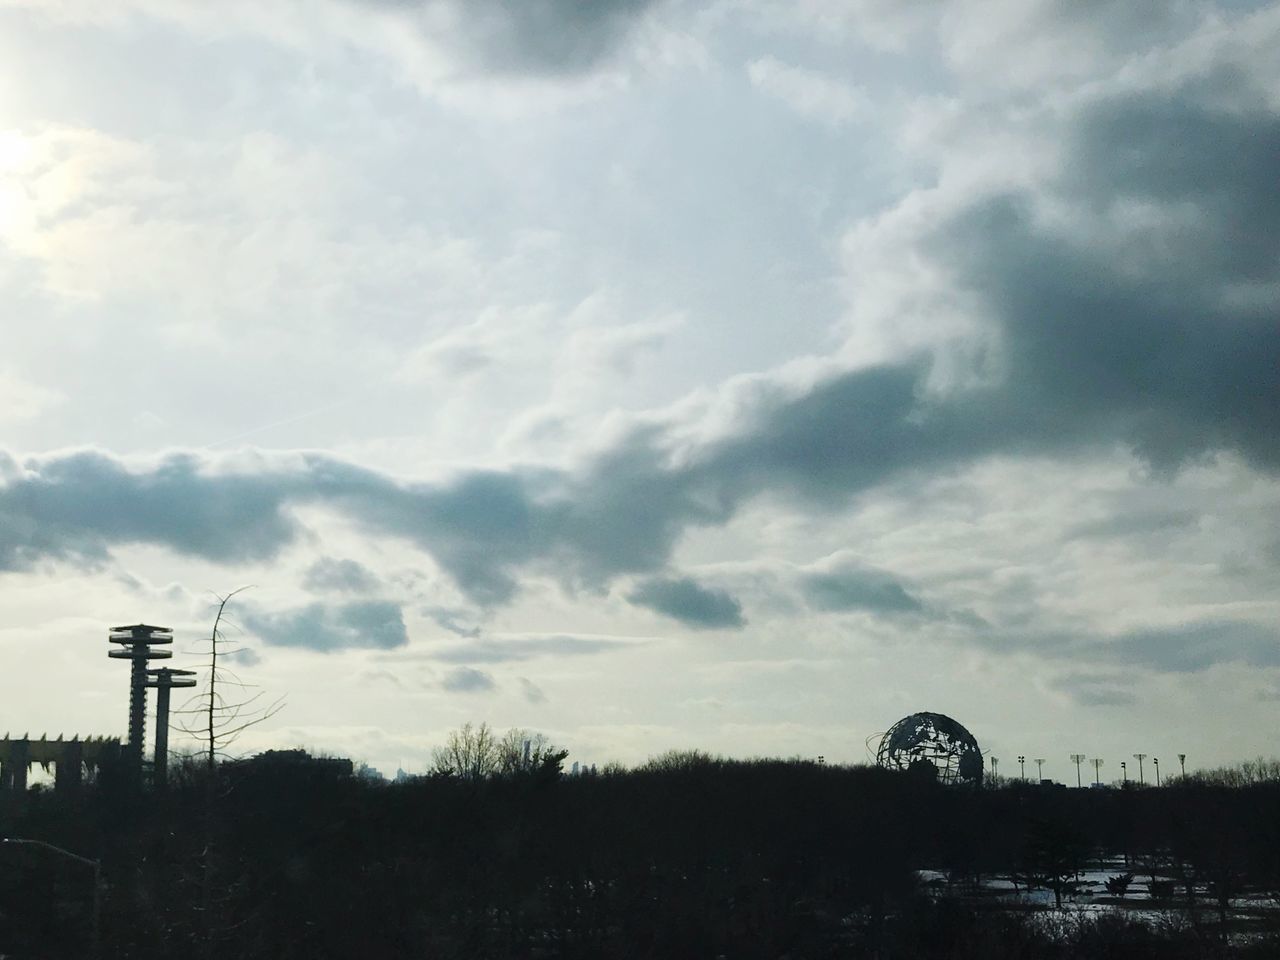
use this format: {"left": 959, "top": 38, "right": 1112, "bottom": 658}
{"left": 1, "top": 753, "right": 1278, "bottom": 959}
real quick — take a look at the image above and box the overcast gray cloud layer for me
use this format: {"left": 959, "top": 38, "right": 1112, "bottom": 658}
{"left": 0, "top": 0, "right": 1277, "bottom": 771}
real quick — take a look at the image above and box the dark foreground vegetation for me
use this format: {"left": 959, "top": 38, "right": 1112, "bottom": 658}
{"left": 1, "top": 753, "right": 1278, "bottom": 959}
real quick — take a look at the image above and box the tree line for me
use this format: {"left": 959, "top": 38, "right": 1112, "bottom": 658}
{"left": 0, "top": 737, "right": 1277, "bottom": 958}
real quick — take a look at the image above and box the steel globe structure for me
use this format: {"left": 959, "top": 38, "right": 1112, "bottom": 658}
{"left": 875, "top": 711, "right": 983, "bottom": 785}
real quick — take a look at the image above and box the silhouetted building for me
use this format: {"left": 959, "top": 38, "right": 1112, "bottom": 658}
{"left": 229, "top": 749, "right": 354, "bottom": 779}
{"left": 0, "top": 735, "right": 121, "bottom": 793}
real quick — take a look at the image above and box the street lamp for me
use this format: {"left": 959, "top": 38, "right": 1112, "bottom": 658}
{"left": 1018, "top": 755, "right": 1026, "bottom": 781}
{"left": 1, "top": 837, "right": 101, "bottom": 959}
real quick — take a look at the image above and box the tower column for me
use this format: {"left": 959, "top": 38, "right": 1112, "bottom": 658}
{"left": 108, "top": 624, "right": 174, "bottom": 786}
{"left": 145, "top": 667, "right": 197, "bottom": 788}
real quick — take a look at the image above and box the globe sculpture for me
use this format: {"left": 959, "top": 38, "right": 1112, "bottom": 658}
{"left": 875, "top": 711, "right": 983, "bottom": 785}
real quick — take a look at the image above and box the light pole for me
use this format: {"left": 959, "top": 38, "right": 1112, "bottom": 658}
{"left": 1121, "top": 761, "right": 1127, "bottom": 785}
{"left": 991, "top": 756, "right": 999, "bottom": 781}
{"left": 1133, "top": 754, "right": 1146, "bottom": 786}
{"left": 1018, "top": 755, "right": 1026, "bottom": 781}
{"left": 1154, "top": 757, "right": 1160, "bottom": 786}
{"left": 1, "top": 837, "right": 101, "bottom": 959}
{"left": 1035, "top": 758, "right": 1045, "bottom": 782}
{"left": 1178, "top": 754, "right": 1186, "bottom": 779}
{"left": 1091, "top": 758, "right": 1104, "bottom": 787}
{"left": 1070, "top": 754, "right": 1086, "bottom": 789}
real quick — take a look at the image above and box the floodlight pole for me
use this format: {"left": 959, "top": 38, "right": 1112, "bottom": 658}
{"left": 1133, "top": 753, "right": 1146, "bottom": 786}
{"left": 2, "top": 837, "right": 101, "bottom": 959}
{"left": 1153, "top": 757, "right": 1160, "bottom": 787}
{"left": 1178, "top": 754, "right": 1186, "bottom": 778}
{"left": 1034, "top": 758, "right": 1045, "bottom": 781}
{"left": 1017, "top": 755, "right": 1026, "bottom": 781}
{"left": 1121, "top": 761, "right": 1127, "bottom": 785}
{"left": 1070, "top": 754, "right": 1086, "bottom": 789}
{"left": 1091, "top": 758, "right": 1103, "bottom": 787}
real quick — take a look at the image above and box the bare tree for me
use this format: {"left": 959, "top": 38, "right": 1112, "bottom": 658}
{"left": 497, "top": 727, "right": 567, "bottom": 778}
{"left": 172, "top": 587, "right": 284, "bottom": 768}
{"left": 431, "top": 722, "right": 500, "bottom": 781}
{"left": 170, "top": 587, "right": 284, "bottom": 960}
{"left": 432, "top": 723, "right": 566, "bottom": 781}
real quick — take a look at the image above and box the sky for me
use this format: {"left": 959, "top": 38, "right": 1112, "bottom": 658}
{"left": 0, "top": 0, "right": 1277, "bottom": 781}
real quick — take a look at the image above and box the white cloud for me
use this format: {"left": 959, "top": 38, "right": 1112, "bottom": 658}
{"left": 0, "top": 372, "right": 63, "bottom": 424}
{"left": 747, "top": 56, "right": 865, "bottom": 126}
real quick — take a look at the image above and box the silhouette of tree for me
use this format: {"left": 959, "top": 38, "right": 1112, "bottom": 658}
{"left": 431, "top": 721, "right": 499, "bottom": 781}
{"left": 169, "top": 588, "right": 283, "bottom": 960}
{"left": 496, "top": 728, "right": 567, "bottom": 781}
{"left": 172, "top": 588, "right": 284, "bottom": 769}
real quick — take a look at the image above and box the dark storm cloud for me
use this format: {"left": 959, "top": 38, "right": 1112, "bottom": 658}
{"left": 798, "top": 562, "right": 925, "bottom": 615}
{"left": 941, "top": 96, "right": 1280, "bottom": 474}
{"left": 441, "top": 665, "right": 496, "bottom": 693}
{"left": 244, "top": 600, "right": 408, "bottom": 652}
{"left": 627, "top": 576, "right": 746, "bottom": 629}
{"left": 303, "top": 557, "right": 382, "bottom": 594}
{"left": 348, "top": 0, "right": 664, "bottom": 73}
{"left": 690, "top": 91, "right": 1279, "bottom": 500}
{"left": 0, "top": 449, "right": 300, "bottom": 571}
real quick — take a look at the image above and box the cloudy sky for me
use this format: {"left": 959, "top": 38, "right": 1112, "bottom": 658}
{"left": 1, "top": 0, "right": 1277, "bottom": 779}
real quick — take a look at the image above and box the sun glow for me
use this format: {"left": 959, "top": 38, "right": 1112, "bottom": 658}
{"left": 0, "top": 130, "right": 34, "bottom": 235}
{"left": 0, "top": 130, "right": 33, "bottom": 173}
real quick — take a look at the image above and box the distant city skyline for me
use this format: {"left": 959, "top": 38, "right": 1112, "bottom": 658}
{"left": 0, "top": 0, "right": 1277, "bottom": 778}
